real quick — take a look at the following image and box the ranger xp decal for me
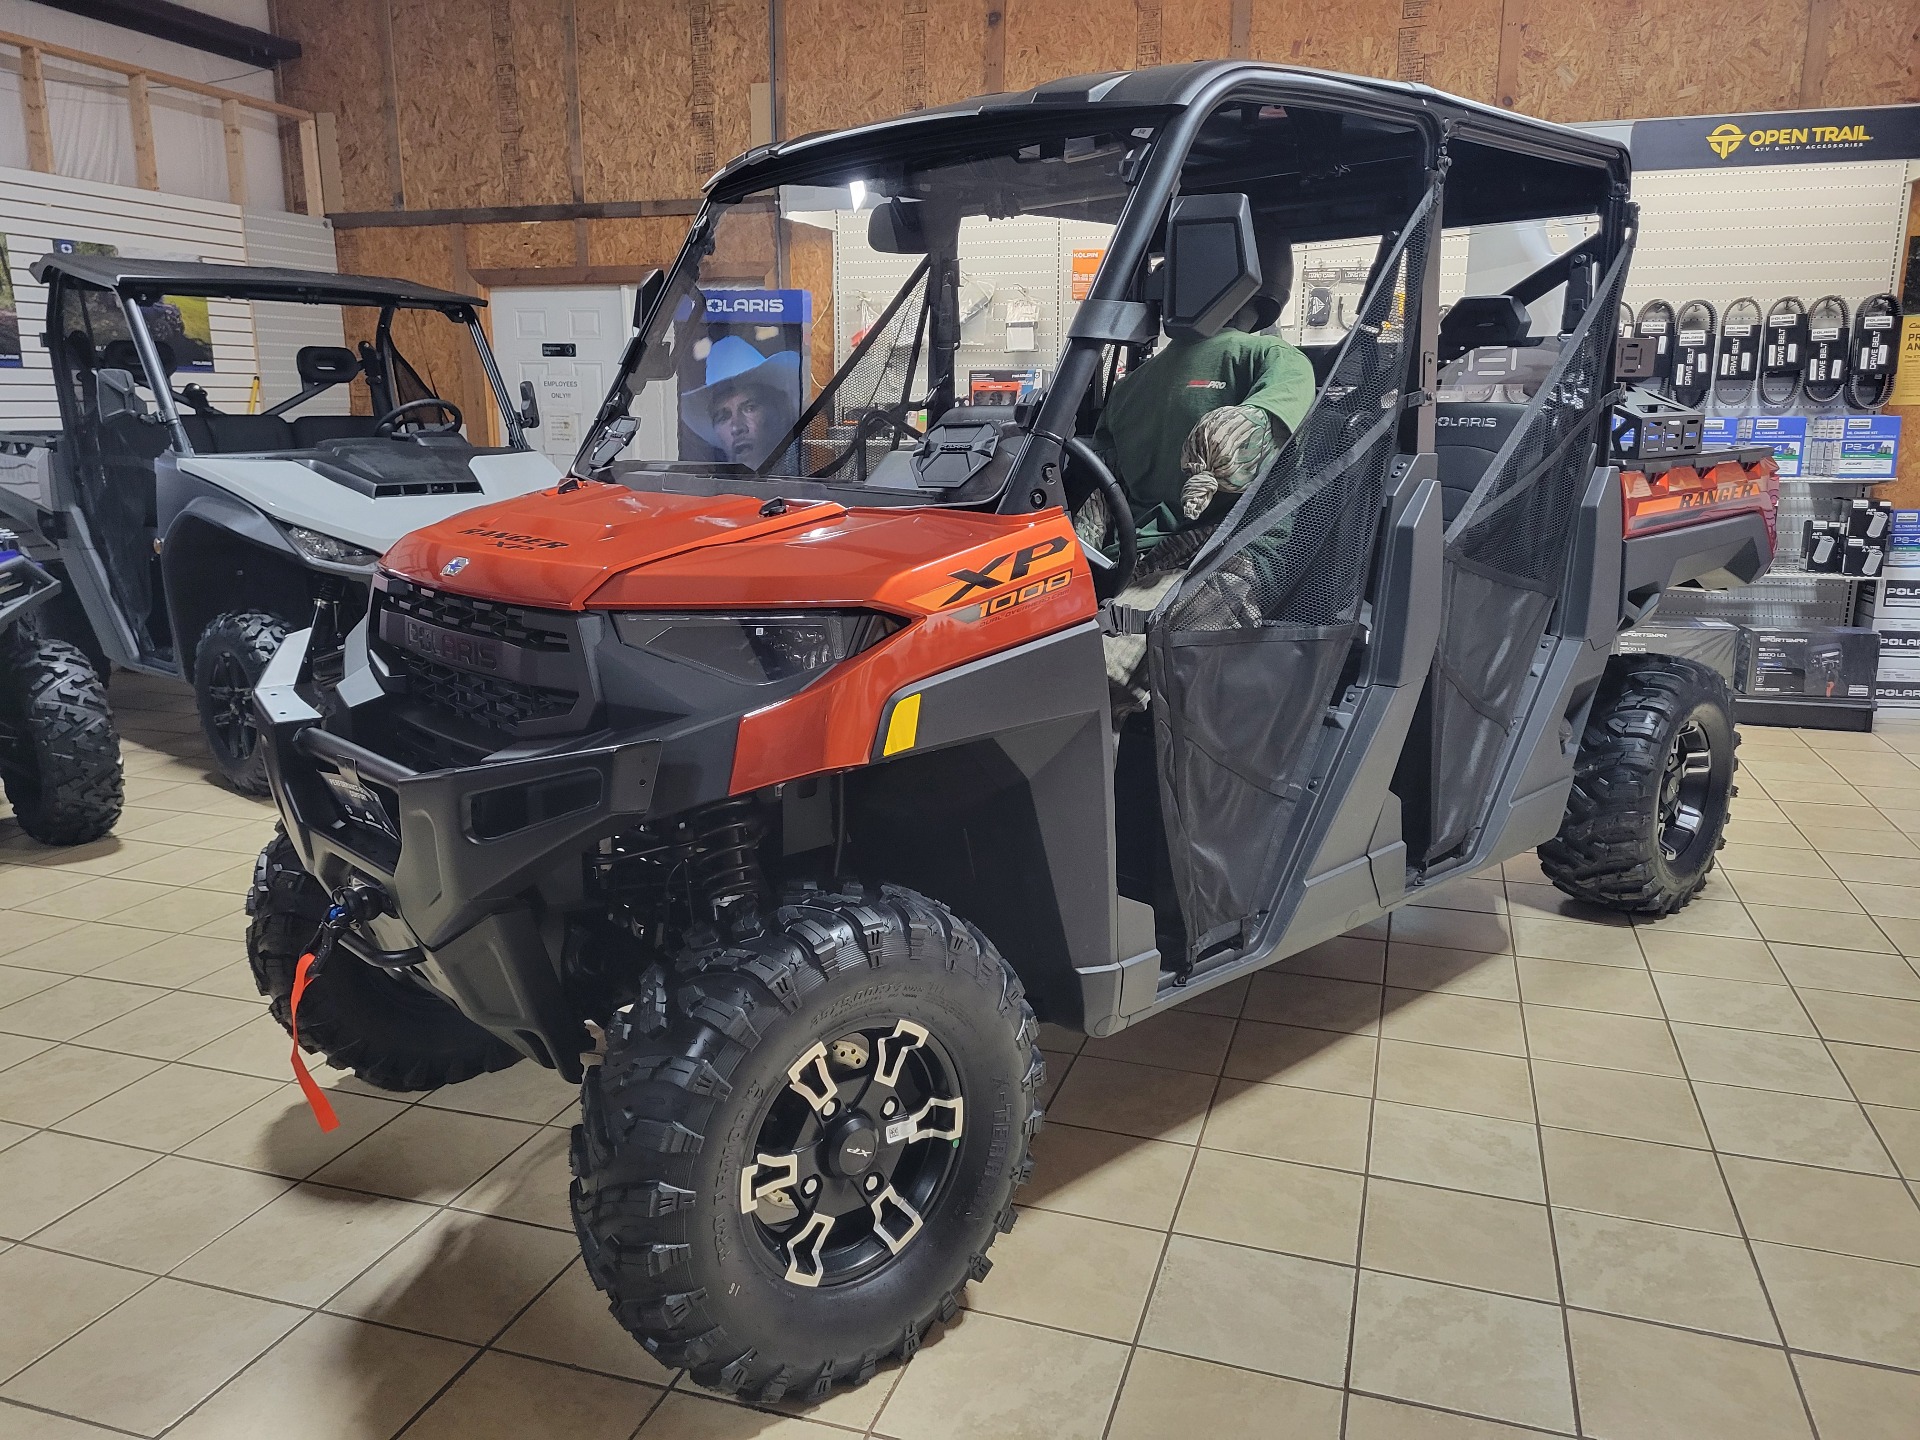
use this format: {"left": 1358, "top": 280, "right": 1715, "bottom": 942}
{"left": 914, "top": 534, "right": 1073, "bottom": 611}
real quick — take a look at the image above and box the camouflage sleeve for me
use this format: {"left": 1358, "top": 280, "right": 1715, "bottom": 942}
{"left": 1178, "top": 403, "right": 1277, "bottom": 517}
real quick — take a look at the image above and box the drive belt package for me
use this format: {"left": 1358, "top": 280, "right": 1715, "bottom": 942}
{"left": 1671, "top": 299, "right": 1716, "bottom": 407}
{"left": 1714, "top": 297, "right": 1762, "bottom": 409}
{"left": 1634, "top": 298, "right": 1676, "bottom": 390}
{"left": 1849, "top": 293, "right": 1901, "bottom": 410}
{"left": 1803, "top": 295, "right": 1849, "bottom": 405}
{"left": 1759, "top": 296, "right": 1808, "bottom": 410}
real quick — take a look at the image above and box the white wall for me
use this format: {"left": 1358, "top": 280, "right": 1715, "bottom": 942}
{"left": 242, "top": 208, "right": 346, "bottom": 413}
{"left": 0, "top": 0, "right": 288, "bottom": 211}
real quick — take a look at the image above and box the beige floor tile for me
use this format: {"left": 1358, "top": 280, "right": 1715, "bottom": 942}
{"left": 0, "top": 1045, "right": 163, "bottom": 1128}
{"left": 1176, "top": 975, "right": 1252, "bottom": 1016}
{"left": 1872, "top": 914, "right": 1920, "bottom": 956}
{"left": 1529, "top": 1059, "right": 1709, "bottom": 1147}
{"left": 1241, "top": 972, "right": 1382, "bottom": 1033}
{"left": 59, "top": 1062, "right": 279, "bottom": 1153}
{"left": 183, "top": 960, "right": 271, "bottom": 1003}
{"left": 1373, "top": 1039, "right": 1533, "bottom": 1123}
{"left": 1523, "top": 1004, "right": 1684, "bottom": 1076}
{"left": 107, "top": 887, "right": 244, "bottom": 935}
{"left": 1221, "top": 1019, "right": 1377, "bottom": 1096}
{"left": 1719, "top": 842, "right": 1837, "bottom": 878}
{"left": 1202, "top": 1077, "right": 1371, "bottom": 1172}
{"left": 1823, "top": 851, "right": 1920, "bottom": 885}
{"left": 0, "top": 977, "right": 163, "bottom": 1042}
{"left": 1283, "top": 934, "right": 1387, "bottom": 983}
{"left": 178, "top": 1084, "right": 410, "bottom": 1180}
{"left": 1516, "top": 955, "right": 1663, "bottom": 1016}
{"left": 167, "top": 1311, "right": 473, "bottom": 1440}
{"left": 1867, "top": 1104, "right": 1920, "bottom": 1177}
{"left": 1828, "top": 1042, "right": 1920, "bottom": 1108}
{"left": 0, "top": 866, "right": 92, "bottom": 907}
{"left": 1023, "top": 1123, "right": 1193, "bottom": 1230}
{"left": 1654, "top": 972, "right": 1816, "bottom": 1036}
{"left": 1724, "top": 871, "right": 1862, "bottom": 913}
{"left": 0, "top": 1246, "right": 149, "bottom": 1382}
{"left": 110, "top": 848, "right": 249, "bottom": 889}
{"left": 1411, "top": 875, "right": 1507, "bottom": 915}
{"left": 0, "top": 1120, "right": 26, "bottom": 1152}
{"left": 0, "top": 965, "right": 62, "bottom": 1009}
{"left": 1139, "top": 1233, "right": 1353, "bottom": 1383}
{"left": 173, "top": 1181, "right": 434, "bottom": 1306}
{"left": 1389, "top": 906, "right": 1511, "bottom": 955}
{"left": 312, "top": 1105, "right": 537, "bottom": 1205}
{"left": 72, "top": 990, "right": 260, "bottom": 1062}
{"left": 1723, "top": 1154, "right": 1920, "bottom": 1264}
{"left": 1368, "top": 1100, "right": 1542, "bottom": 1202}
{"left": 966, "top": 1205, "right": 1162, "bottom": 1340}
{"left": 88, "top": 934, "right": 240, "bottom": 991}
{"left": 1637, "top": 930, "right": 1785, "bottom": 982}
{"left": 1541, "top": 1127, "right": 1738, "bottom": 1233}
{"left": 1344, "top": 1394, "right": 1556, "bottom": 1439}
{"left": 405, "top": 1349, "right": 660, "bottom": 1440}
{"left": 1174, "top": 1147, "right": 1362, "bottom": 1263}
{"left": 495, "top": 1261, "right": 677, "bottom": 1385}
{"left": 1793, "top": 1353, "right": 1920, "bottom": 1440}
{"left": 1554, "top": 1207, "right": 1775, "bottom": 1340}
{"left": 1509, "top": 914, "right": 1645, "bottom": 967}
{"left": 1723, "top": 818, "right": 1809, "bottom": 851}
{"left": 876, "top": 1310, "right": 1127, "bottom": 1440}
{"left": 16, "top": 875, "right": 174, "bottom": 922}
{"left": 1844, "top": 880, "right": 1920, "bottom": 922}
{"left": 181, "top": 1012, "right": 311, "bottom": 1080}
{"left": 450, "top": 1124, "right": 576, "bottom": 1231}
{"left": 1383, "top": 944, "right": 1518, "bottom": 999}
{"left": 1797, "top": 825, "right": 1920, "bottom": 859}
{"left": 34, "top": 1155, "right": 289, "bottom": 1273}
{"left": 0, "top": 1131, "right": 153, "bottom": 1239}
{"left": 1506, "top": 881, "right": 1628, "bottom": 926}
{"left": 1047, "top": 1056, "right": 1216, "bottom": 1144}
{"left": 1360, "top": 1178, "right": 1557, "bottom": 1301}
{"left": 641, "top": 1391, "right": 845, "bottom": 1438}
{"left": 1568, "top": 1309, "right": 1811, "bottom": 1440}
{"left": 1107, "top": 1347, "right": 1342, "bottom": 1440}
{"left": 1769, "top": 945, "right": 1920, "bottom": 1000}
{"left": 1378, "top": 989, "right": 1525, "bottom": 1055}
{"left": 1799, "top": 988, "right": 1920, "bottom": 1050}
{"left": 1670, "top": 1022, "right": 1852, "bottom": 1097}
{"left": 1350, "top": 1270, "right": 1572, "bottom": 1431}
{"left": 417, "top": 1062, "right": 578, "bottom": 1125}
{"left": 0, "top": 1276, "right": 303, "bottom": 1436}
{"left": 1692, "top": 1082, "right": 1895, "bottom": 1172}
{"left": 325, "top": 1207, "right": 578, "bottom": 1343}
{"left": 1748, "top": 905, "right": 1893, "bottom": 954}
{"left": 1753, "top": 1241, "right": 1920, "bottom": 1369}
{"left": 1082, "top": 1008, "right": 1236, "bottom": 1074}
{"left": 1634, "top": 898, "right": 1761, "bottom": 942}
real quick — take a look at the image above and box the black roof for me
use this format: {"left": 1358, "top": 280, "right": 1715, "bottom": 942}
{"left": 29, "top": 254, "right": 483, "bottom": 310}
{"left": 710, "top": 61, "right": 1628, "bottom": 202}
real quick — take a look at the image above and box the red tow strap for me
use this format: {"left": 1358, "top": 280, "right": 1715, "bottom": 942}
{"left": 290, "top": 952, "right": 340, "bottom": 1132}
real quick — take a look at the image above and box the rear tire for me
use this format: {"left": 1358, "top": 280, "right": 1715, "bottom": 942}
{"left": 1539, "top": 654, "right": 1737, "bottom": 915}
{"left": 247, "top": 830, "right": 522, "bottom": 1092}
{"left": 0, "top": 627, "right": 123, "bottom": 845}
{"left": 570, "top": 881, "right": 1044, "bottom": 1400}
{"left": 194, "top": 610, "right": 290, "bottom": 795}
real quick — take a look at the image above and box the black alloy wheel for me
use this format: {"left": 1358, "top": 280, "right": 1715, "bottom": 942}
{"left": 1657, "top": 718, "right": 1715, "bottom": 869}
{"left": 206, "top": 649, "right": 257, "bottom": 763}
{"left": 193, "top": 610, "right": 290, "bottom": 794}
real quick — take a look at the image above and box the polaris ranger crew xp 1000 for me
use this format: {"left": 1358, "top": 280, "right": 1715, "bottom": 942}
{"left": 246, "top": 64, "right": 1777, "bottom": 1401}
{"left": 0, "top": 256, "right": 557, "bottom": 792}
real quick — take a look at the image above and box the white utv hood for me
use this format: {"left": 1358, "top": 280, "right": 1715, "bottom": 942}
{"left": 177, "top": 449, "right": 561, "bottom": 554}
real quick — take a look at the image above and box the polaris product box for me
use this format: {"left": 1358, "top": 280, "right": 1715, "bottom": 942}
{"left": 1737, "top": 628, "right": 1879, "bottom": 701}
{"left": 1614, "top": 619, "right": 1740, "bottom": 683}
{"left": 1702, "top": 416, "right": 1741, "bottom": 450}
{"left": 1808, "top": 415, "right": 1901, "bottom": 479}
{"left": 1745, "top": 415, "right": 1806, "bottom": 478}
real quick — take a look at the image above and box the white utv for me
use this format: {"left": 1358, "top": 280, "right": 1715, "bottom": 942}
{"left": 0, "top": 255, "right": 559, "bottom": 790}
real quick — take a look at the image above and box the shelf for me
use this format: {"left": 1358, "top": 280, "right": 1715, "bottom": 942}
{"left": 1734, "top": 696, "right": 1875, "bottom": 732}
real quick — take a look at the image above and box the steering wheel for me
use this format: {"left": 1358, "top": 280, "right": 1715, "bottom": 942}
{"left": 1064, "top": 436, "right": 1137, "bottom": 599}
{"left": 374, "top": 397, "right": 463, "bottom": 437}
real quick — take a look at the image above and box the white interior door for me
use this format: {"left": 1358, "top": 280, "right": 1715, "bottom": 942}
{"left": 489, "top": 286, "right": 631, "bottom": 468}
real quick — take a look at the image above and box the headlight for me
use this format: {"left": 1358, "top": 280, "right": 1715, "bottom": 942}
{"left": 286, "top": 526, "right": 381, "bottom": 568}
{"left": 613, "top": 609, "right": 900, "bottom": 684}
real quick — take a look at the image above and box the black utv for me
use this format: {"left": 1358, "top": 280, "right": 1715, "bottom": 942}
{"left": 244, "top": 63, "right": 1774, "bottom": 1404}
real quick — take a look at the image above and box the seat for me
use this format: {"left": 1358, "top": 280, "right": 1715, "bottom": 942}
{"left": 292, "top": 414, "right": 382, "bottom": 447}
{"left": 1433, "top": 401, "right": 1525, "bottom": 522}
{"left": 201, "top": 414, "right": 295, "bottom": 452}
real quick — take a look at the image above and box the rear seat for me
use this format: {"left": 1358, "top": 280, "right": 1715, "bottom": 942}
{"left": 1433, "top": 401, "right": 1525, "bottom": 522}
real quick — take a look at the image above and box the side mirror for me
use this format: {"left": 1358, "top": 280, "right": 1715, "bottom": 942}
{"left": 868, "top": 197, "right": 928, "bottom": 255}
{"left": 96, "top": 369, "right": 153, "bottom": 426}
{"left": 633, "top": 268, "right": 665, "bottom": 331}
{"left": 1163, "top": 193, "right": 1261, "bottom": 340}
{"left": 518, "top": 379, "right": 541, "bottom": 429}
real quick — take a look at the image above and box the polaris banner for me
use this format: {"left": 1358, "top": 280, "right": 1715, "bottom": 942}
{"left": 1631, "top": 105, "right": 1920, "bottom": 170}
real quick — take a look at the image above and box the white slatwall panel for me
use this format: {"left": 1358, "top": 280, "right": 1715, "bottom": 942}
{"left": 0, "top": 164, "right": 253, "bottom": 428}
{"left": 241, "top": 210, "right": 348, "bottom": 415}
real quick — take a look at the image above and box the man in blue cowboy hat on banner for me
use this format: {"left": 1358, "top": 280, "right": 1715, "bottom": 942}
{"left": 683, "top": 334, "right": 803, "bottom": 469}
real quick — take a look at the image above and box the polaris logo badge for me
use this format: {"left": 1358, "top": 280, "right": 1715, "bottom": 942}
{"left": 441, "top": 557, "right": 470, "bottom": 577}
{"left": 1437, "top": 415, "right": 1500, "bottom": 428}
{"left": 403, "top": 617, "right": 500, "bottom": 672}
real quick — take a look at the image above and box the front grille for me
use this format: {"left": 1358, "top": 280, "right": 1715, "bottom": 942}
{"left": 381, "top": 576, "right": 572, "bottom": 652}
{"left": 391, "top": 650, "right": 579, "bottom": 730}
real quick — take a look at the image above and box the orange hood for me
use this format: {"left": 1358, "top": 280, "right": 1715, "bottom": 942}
{"left": 379, "top": 482, "right": 1093, "bottom": 621}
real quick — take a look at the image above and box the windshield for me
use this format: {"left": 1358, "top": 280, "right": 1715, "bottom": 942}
{"left": 589, "top": 121, "right": 1153, "bottom": 485}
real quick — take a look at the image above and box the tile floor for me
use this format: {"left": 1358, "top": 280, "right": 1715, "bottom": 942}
{"left": 0, "top": 673, "right": 1918, "bottom": 1437}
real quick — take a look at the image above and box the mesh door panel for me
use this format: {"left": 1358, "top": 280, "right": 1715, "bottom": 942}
{"left": 1423, "top": 239, "right": 1634, "bottom": 862}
